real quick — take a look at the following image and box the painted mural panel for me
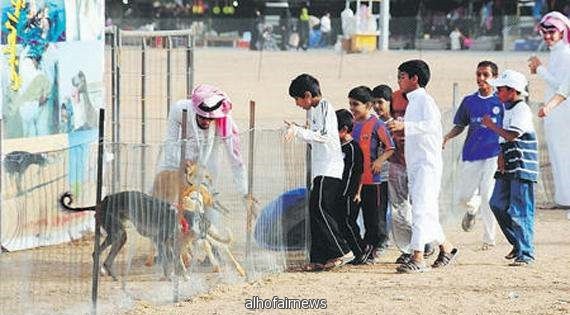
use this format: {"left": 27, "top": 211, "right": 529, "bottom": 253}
{"left": 1, "top": 0, "right": 104, "bottom": 251}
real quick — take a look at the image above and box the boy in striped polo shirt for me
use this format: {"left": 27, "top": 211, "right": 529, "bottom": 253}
{"left": 482, "top": 70, "right": 538, "bottom": 266}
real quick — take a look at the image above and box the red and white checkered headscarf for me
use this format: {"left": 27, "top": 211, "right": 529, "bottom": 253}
{"left": 191, "top": 84, "right": 237, "bottom": 138}
{"left": 539, "top": 11, "right": 570, "bottom": 44}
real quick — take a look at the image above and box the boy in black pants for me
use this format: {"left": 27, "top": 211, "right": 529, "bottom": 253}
{"left": 284, "top": 74, "right": 353, "bottom": 269}
{"left": 335, "top": 109, "right": 369, "bottom": 263}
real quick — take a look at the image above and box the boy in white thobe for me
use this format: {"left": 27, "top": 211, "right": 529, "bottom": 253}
{"left": 388, "top": 60, "right": 458, "bottom": 273}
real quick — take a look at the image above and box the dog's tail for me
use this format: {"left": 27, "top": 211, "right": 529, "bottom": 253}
{"left": 60, "top": 192, "right": 96, "bottom": 211}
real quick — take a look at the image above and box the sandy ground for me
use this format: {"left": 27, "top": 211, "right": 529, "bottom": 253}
{"left": 125, "top": 209, "right": 570, "bottom": 315}
{"left": 189, "top": 48, "right": 548, "bottom": 127}
{"left": 109, "top": 47, "right": 549, "bottom": 141}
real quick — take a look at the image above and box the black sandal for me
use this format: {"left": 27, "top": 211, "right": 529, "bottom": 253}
{"left": 504, "top": 247, "right": 517, "bottom": 260}
{"left": 395, "top": 253, "right": 412, "bottom": 264}
{"left": 396, "top": 260, "right": 428, "bottom": 273}
{"left": 431, "top": 248, "right": 458, "bottom": 268}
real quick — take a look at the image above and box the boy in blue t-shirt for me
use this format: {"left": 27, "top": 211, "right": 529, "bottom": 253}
{"left": 443, "top": 61, "right": 503, "bottom": 249}
{"left": 482, "top": 70, "right": 538, "bottom": 266}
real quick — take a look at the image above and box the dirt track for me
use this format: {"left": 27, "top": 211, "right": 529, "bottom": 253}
{"left": 125, "top": 209, "right": 570, "bottom": 315}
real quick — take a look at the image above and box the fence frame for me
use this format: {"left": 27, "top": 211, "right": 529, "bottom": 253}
{"left": 91, "top": 110, "right": 106, "bottom": 315}
{"left": 0, "top": 117, "right": 2, "bottom": 254}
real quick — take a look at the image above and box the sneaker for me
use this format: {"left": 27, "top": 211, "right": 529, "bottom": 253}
{"left": 461, "top": 212, "right": 476, "bottom": 232}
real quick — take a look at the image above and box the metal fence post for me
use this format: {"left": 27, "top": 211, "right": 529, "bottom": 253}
{"left": 110, "top": 26, "right": 118, "bottom": 193}
{"left": 166, "top": 36, "right": 172, "bottom": 115}
{"left": 0, "top": 117, "right": 2, "bottom": 253}
{"left": 246, "top": 100, "right": 256, "bottom": 279}
{"left": 110, "top": 26, "right": 118, "bottom": 143}
{"left": 116, "top": 28, "right": 122, "bottom": 144}
{"left": 174, "top": 109, "right": 188, "bottom": 303}
{"left": 450, "top": 82, "right": 459, "bottom": 214}
{"left": 114, "top": 28, "right": 122, "bottom": 192}
{"left": 186, "top": 35, "right": 194, "bottom": 98}
{"left": 304, "top": 110, "right": 312, "bottom": 263}
{"left": 140, "top": 38, "right": 147, "bottom": 189}
{"left": 91, "top": 109, "right": 105, "bottom": 315}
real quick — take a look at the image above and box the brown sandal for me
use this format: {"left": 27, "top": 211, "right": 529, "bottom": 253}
{"left": 300, "top": 263, "right": 325, "bottom": 272}
{"left": 323, "top": 252, "right": 355, "bottom": 270}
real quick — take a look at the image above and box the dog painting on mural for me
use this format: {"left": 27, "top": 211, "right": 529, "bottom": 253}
{"left": 3, "top": 151, "right": 48, "bottom": 194}
{"left": 60, "top": 190, "right": 199, "bottom": 281}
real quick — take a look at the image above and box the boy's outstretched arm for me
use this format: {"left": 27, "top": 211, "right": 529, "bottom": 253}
{"left": 442, "top": 126, "right": 465, "bottom": 149}
{"left": 481, "top": 115, "right": 519, "bottom": 142}
{"left": 283, "top": 120, "right": 328, "bottom": 143}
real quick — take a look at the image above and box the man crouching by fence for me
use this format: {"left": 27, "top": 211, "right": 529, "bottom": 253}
{"left": 150, "top": 84, "right": 248, "bottom": 267}
{"left": 153, "top": 84, "right": 247, "bottom": 200}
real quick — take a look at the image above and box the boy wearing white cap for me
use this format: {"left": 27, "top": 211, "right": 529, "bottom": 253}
{"left": 482, "top": 70, "right": 538, "bottom": 266}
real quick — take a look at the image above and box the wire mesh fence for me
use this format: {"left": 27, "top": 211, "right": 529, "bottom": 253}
{"left": 104, "top": 28, "right": 195, "bottom": 144}
{"left": 0, "top": 126, "right": 310, "bottom": 314}
{"left": 0, "top": 143, "right": 98, "bottom": 315}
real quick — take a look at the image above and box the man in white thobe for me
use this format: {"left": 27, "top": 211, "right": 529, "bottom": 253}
{"left": 528, "top": 11, "right": 570, "bottom": 207}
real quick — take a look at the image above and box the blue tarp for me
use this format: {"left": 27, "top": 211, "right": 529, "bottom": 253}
{"left": 254, "top": 187, "right": 308, "bottom": 251}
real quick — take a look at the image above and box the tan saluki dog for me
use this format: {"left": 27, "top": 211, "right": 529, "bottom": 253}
{"left": 149, "top": 162, "right": 246, "bottom": 277}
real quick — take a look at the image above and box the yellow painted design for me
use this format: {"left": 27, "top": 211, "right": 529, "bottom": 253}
{"left": 3, "top": 0, "right": 25, "bottom": 91}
